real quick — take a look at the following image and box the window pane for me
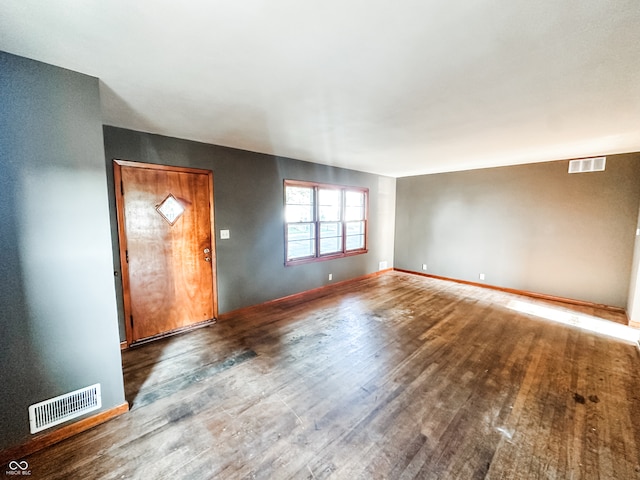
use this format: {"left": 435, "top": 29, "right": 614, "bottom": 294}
{"left": 319, "top": 205, "right": 341, "bottom": 221}
{"left": 286, "top": 186, "right": 314, "bottom": 222}
{"left": 346, "top": 221, "right": 364, "bottom": 250}
{"left": 286, "top": 204, "right": 313, "bottom": 222}
{"left": 286, "top": 186, "right": 313, "bottom": 205}
{"left": 319, "top": 222, "right": 341, "bottom": 237}
{"left": 320, "top": 237, "right": 342, "bottom": 254}
{"left": 318, "top": 188, "right": 341, "bottom": 221}
{"left": 345, "top": 190, "right": 364, "bottom": 221}
{"left": 346, "top": 236, "right": 364, "bottom": 250}
{"left": 346, "top": 221, "right": 364, "bottom": 235}
{"left": 287, "top": 223, "right": 315, "bottom": 259}
{"left": 288, "top": 240, "right": 315, "bottom": 260}
{"left": 345, "top": 205, "right": 364, "bottom": 221}
{"left": 346, "top": 234, "right": 364, "bottom": 250}
{"left": 288, "top": 223, "right": 314, "bottom": 240}
{"left": 319, "top": 222, "right": 342, "bottom": 255}
{"left": 345, "top": 190, "right": 363, "bottom": 206}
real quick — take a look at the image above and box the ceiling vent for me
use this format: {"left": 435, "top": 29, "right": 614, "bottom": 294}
{"left": 568, "top": 157, "right": 606, "bottom": 174}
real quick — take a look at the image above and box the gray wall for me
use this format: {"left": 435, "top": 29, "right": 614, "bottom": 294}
{"left": 103, "top": 127, "right": 396, "bottom": 341}
{"left": 0, "top": 52, "right": 125, "bottom": 450}
{"left": 394, "top": 154, "right": 640, "bottom": 308}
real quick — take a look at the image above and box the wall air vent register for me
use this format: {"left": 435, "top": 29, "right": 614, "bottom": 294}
{"left": 28, "top": 384, "right": 102, "bottom": 434}
{"left": 568, "top": 157, "right": 606, "bottom": 174}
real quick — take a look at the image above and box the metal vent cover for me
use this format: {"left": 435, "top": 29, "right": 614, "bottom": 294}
{"left": 568, "top": 157, "right": 606, "bottom": 174}
{"left": 28, "top": 384, "right": 101, "bottom": 434}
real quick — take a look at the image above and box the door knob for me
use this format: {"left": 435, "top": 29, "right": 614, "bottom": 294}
{"left": 204, "top": 248, "right": 211, "bottom": 254}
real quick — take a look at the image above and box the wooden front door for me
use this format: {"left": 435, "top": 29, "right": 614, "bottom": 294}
{"left": 114, "top": 160, "right": 217, "bottom": 345}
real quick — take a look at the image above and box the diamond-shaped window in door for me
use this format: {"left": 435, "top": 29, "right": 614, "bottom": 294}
{"left": 156, "top": 194, "right": 185, "bottom": 226}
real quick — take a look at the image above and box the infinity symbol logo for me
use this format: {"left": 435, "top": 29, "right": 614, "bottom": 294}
{"left": 8, "top": 460, "right": 29, "bottom": 470}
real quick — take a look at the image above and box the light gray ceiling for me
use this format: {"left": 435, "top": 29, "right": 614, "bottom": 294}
{"left": 2, "top": 1, "right": 639, "bottom": 177}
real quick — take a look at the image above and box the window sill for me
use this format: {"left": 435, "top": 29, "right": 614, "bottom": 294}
{"left": 285, "top": 249, "right": 368, "bottom": 266}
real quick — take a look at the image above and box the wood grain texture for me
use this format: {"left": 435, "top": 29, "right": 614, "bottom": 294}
{"left": 114, "top": 160, "right": 217, "bottom": 345}
{"left": 394, "top": 269, "right": 627, "bottom": 317}
{"left": 17, "top": 272, "right": 640, "bottom": 479}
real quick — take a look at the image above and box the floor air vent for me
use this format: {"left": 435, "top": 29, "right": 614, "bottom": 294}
{"left": 28, "top": 384, "right": 101, "bottom": 434}
{"left": 568, "top": 156, "right": 606, "bottom": 174}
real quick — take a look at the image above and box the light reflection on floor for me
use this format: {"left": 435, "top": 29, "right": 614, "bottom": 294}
{"left": 506, "top": 299, "right": 640, "bottom": 344}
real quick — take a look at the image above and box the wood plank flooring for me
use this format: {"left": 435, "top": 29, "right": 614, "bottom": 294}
{"left": 20, "top": 271, "right": 640, "bottom": 479}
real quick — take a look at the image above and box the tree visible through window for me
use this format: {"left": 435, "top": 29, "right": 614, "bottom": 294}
{"left": 285, "top": 180, "right": 368, "bottom": 264}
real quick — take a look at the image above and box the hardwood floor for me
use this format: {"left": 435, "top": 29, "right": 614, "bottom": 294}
{"left": 22, "top": 272, "right": 640, "bottom": 479}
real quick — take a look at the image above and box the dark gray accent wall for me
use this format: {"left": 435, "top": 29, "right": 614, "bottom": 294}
{"left": 103, "top": 127, "right": 396, "bottom": 341}
{"left": 0, "top": 52, "right": 125, "bottom": 450}
{"left": 394, "top": 154, "right": 640, "bottom": 308}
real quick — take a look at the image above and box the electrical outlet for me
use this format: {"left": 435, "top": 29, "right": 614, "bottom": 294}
{"left": 220, "top": 229, "right": 230, "bottom": 239}
{"left": 479, "top": 273, "right": 485, "bottom": 281}
{"left": 328, "top": 273, "right": 332, "bottom": 281}
{"left": 379, "top": 261, "right": 388, "bottom": 270}
{"left": 422, "top": 264, "right": 427, "bottom": 271}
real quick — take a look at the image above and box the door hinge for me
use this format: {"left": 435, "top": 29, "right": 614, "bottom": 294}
{"left": 125, "top": 250, "right": 129, "bottom": 263}
{"left": 130, "top": 315, "right": 134, "bottom": 328}
{"left": 120, "top": 180, "right": 124, "bottom": 195}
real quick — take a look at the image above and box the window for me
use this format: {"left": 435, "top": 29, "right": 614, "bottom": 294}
{"left": 285, "top": 180, "right": 368, "bottom": 264}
